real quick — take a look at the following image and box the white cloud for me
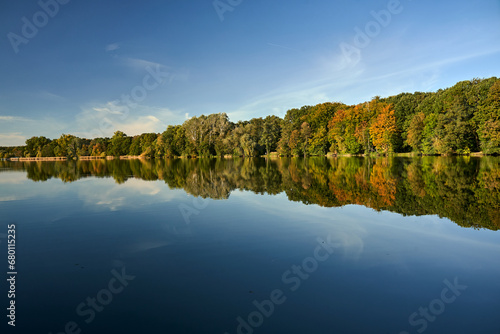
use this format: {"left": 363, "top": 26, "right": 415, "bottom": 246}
{"left": 105, "top": 43, "right": 120, "bottom": 52}
{"left": 92, "top": 101, "right": 128, "bottom": 115}
{"left": 118, "top": 115, "right": 161, "bottom": 135}
{"left": 147, "top": 115, "right": 160, "bottom": 123}
{"left": 74, "top": 102, "right": 187, "bottom": 138}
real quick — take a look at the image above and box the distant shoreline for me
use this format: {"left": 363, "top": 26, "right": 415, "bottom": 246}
{"left": 6, "top": 155, "right": 147, "bottom": 162}
{"left": 3, "top": 152, "right": 494, "bottom": 162}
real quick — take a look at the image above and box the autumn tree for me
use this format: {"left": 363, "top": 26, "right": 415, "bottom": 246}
{"left": 353, "top": 103, "right": 374, "bottom": 153}
{"left": 90, "top": 138, "right": 108, "bottom": 157}
{"left": 370, "top": 104, "right": 397, "bottom": 153}
{"left": 327, "top": 107, "right": 362, "bottom": 154}
{"left": 327, "top": 109, "right": 346, "bottom": 154}
{"left": 308, "top": 126, "right": 328, "bottom": 155}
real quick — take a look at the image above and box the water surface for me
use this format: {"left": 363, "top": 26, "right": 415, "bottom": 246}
{"left": 0, "top": 157, "right": 499, "bottom": 334}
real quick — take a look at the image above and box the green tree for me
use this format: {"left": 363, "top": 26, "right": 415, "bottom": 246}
{"left": 476, "top": 80, "right": 500, "bottom": 154}
{"left": 25, "top": 136, "right": 51, "bottom": 157}
{"left": 54, "top": 134, "right": 78, "bottom": 157}
{"left": 128, "top": 136, "right": 142, "bottom": 155}
{"left": 308, "top": 126, "right": 328, "bottom": 155}
{"left": 259, "top": 115, "right": 282, "bottom": 155}
{"left": 289, "top": 129, "right": 301, "bottom": 155}
{"left": 301, "top": 122, "right": 312, "bottom": 156}
{"left": 109, "top": 131, "right": 131, "bottom": 157}
{"left": 139, "top": 133, "right": 158, "bottom": 156}
{"left": 240, "top": 133, "right": 256, "bottom": 156}
{"left": 406, "top": 112, "right": 425, "bottom": 152}
{"left": 434, "top": 101, "right": 476, "bottom": 154}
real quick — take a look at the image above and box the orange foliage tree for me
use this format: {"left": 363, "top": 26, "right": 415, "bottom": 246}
{"left": 370, "top": 104, "right": 397, "bottom": 153}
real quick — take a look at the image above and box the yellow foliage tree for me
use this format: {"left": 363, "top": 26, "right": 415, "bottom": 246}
{"left": 369, "top": 104, "right": 397, "bottom": 153}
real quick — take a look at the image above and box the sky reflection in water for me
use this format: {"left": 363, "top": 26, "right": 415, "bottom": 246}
{"left": 0, "top": 157, "right": 499, "bottom": 334}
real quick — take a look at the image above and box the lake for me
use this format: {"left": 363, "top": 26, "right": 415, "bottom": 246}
{"left": 1, "top": 156, "right": 499, "bottom": 334}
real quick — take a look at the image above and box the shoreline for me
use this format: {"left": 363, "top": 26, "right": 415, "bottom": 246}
{"left": 6, "top": 155, "right": 149, "bottom": 161}
{"left": 3, "top": 152, "right": 495, "bottom": 162}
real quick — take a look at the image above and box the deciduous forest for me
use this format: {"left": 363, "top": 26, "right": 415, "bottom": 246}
{"left": 1, "top": 77, "right": 499, "bottom": 158}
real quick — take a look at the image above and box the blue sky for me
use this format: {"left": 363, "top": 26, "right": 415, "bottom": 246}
{"left": 0, "top": 0, "right": 499, "bottom": 145}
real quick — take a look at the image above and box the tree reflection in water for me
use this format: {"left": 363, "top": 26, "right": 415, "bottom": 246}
{"left": 2, "top": 156, "right": 499, "bottom": 230}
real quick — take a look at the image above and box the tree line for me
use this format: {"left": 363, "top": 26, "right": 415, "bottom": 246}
{"left": 1, "top": 77, "right": 499, "bottom": 159}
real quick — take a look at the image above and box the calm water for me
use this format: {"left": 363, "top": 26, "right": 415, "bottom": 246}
{"left": 0, "top": 157, "right": 499, "bottom": 334}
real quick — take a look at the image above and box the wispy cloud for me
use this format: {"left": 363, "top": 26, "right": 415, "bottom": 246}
{"left": 116, "top": 57, "right": 189, "bottom": 83}
{"left": 0, "top": 132, "right": 26, "bottom": 146}
{"left": 226, "top": 67, "right": 364, "bottom": 121}
{"left": 37, "top": 91, "right": 65, "bottom": 102}
{"left": 229, "top": 43, "right": 500, "bottom": 122}
{"left": 105, "top": 43, "right": 120, "bottom": 52}
{"left": 123, "top": 57, "right": 167, "bottom": 71}
{"left": 363, "top": 48, "right": 500, "bottom": 85}
{"left": 92, "top": 101, "right": 127, "bottom": 115}
{"left": 0, "top": 115, "right": 33, "bottom": 122}
{"left": 0, "top": 115, "right": 69, "bottom": 145}
{"left": 267, "top": 42, "right": 301, "bottom": 52}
